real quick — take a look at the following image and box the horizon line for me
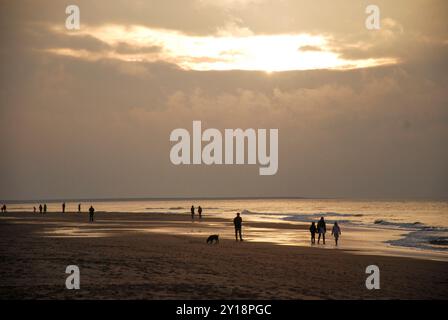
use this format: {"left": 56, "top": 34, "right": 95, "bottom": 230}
{"left": 1, "top": 195, "right": 447, "bottom": 204}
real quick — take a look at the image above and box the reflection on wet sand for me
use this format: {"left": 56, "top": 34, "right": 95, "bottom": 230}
{"left": 13, "top": 211, "right": 444, "bottom": 262}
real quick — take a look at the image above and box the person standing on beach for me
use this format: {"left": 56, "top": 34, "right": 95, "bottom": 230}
{"left": 191, "top": 205, "right": 195, "bottom": 220}
{"left": 62, "top": 202, "right": 66, "bottom": 213}
{"left": 309, "top": 222, "right": 317, "bottom": 244}
{"left": 43, "top": 204, "right": 47, "bottom": 214}
{"left": 78, "top": 203, "right": 81, "bottom": 213}
{"left": 198, "top": 206, "right": 202, "bottom": 219}
{"left": 331, "top": 222, "right": 341, "bottom": 246}
{"left": 233, "top": 212, "right": 243, "bottom": 241}
{"left": 33, "top": 206, "right": 36, "bottom": 213}
{"left": 317, "top": 217, "right": 326, "bottom": 244}
{"left": 39, "top": 204, "right": 42, "bottom": 214}
{"left": 89, "top": 205, "right": 95, "bottom": 222}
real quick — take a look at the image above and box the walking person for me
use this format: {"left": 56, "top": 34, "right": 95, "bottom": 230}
{"left": 89, "top": 205, "right": 95, "bottom": 222}
{"left": 198, "top": 206, "right": 202, "bottom": 219}
{"left": 331, "top": 222, "right": 342, "bottom": 246}
{"left": 233, "top": 212, "right": 243, "bottom": 241}
{"left": 317, "top": 216, "right": 326, "bottom": 244}
{"left": 309, "top": 222, "right": 317, "bottom": 244}
{"left": 43, "top": 204, "right": 47, "bottom": 214}
{"left": 191, "top": 205, "right": 195, "bottom": 220}
{"left": 33, "top": 206, "right": 36, "bottom": 213}
{"left": 78, "top": 203, "right": 81, "bottom": 213}
{"left": 39, "top": 204, "right": 42, "bottom": 214}
{"left": 62, "top": 202, "right": 66, "bottom": 213}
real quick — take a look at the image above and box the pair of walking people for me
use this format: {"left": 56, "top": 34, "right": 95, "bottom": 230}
{"left": 190, "top": 205, "right": 203, "bottom": 220}
{"left": 38, "top": 204, "right": 47, "bottom": 213}
{"left": 309, "top": 217, "right": 341, "bottom": 246}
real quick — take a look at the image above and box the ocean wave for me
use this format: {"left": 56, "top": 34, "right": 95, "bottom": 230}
{"left": 374, "top": 219, "right": 423, "bottom": 229}
{"left": 429, "top": 238, "right": 448, "bottom": 246}
{"left": 387, "top": 231, "right": 448, "bottom": 252}
{"left": 282, "top": 215, "right": 353, "bottom": 224}
{"left": 373, "top": 219, "right": 446, "bottom": 232}
{"left": 241, "top": 210, "right": 363, "bottom": 219}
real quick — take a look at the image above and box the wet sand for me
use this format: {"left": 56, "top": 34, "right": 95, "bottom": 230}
{"left": 0, "top": 212, "right": 447, "bottom": 299}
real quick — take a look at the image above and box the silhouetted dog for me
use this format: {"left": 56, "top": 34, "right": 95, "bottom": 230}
{"left": 206, "top": 234, "right": 219, "bottom": 244}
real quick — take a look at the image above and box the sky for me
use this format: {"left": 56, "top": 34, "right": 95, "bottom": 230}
{"left": 0, "top": 0, "right": 447, "bottom": 200}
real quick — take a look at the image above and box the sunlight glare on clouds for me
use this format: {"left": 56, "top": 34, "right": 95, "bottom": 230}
{"left": 50, "top": 24, "right": 398, "bottom": 72}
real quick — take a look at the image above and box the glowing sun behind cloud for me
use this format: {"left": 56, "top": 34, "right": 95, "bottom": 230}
{"left": 49, "top": 24, "right": 397, "bottom": 72}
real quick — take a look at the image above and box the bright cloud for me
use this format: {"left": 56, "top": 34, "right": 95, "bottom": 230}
{"left": 49, "top": 24, "right": 397, "bottom": 72}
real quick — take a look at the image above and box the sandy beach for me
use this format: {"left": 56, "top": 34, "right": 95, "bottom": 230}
{"left": 0, "top": 211, "right": 447, "bottom": 300}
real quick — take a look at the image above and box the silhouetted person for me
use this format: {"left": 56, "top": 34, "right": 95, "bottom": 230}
{"left": 39, "top": 204, "right": 42, "bottom": 214}
{"left": 317, "top": 217, "right": 326, "bottom": 244}
{"left": 33, "top": 206, "right": 36, "bottom": 213}
{"left": 62, "top": 202, "right": 66, "bottom": 213}
{"left": 191, "top": 205, "right": 195, "bottom": 220}
{"left": 233, "top": 212, "right": 243, "bottom": 241}
{"left": 43, "top": 204, "right": 47, "bottom": 213}
{"left": 89, "top": 206, "right": 95, "bottom": 222}
{"left": 78, "top": 203, "right": 81, "bottom": 213}
{"left": 309, "top": 222, "right": 317, "bottom": 244}
{"left": 1, "top": 204, "right": 6, "bottom": 213}
{"left": 332, "top": 222, "right": 341, "bottom": 246}
{"left": 198, "top": 206, "right": 202, "bottom": 219}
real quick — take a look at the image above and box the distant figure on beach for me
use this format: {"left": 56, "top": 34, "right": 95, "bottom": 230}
{"left": 1, "top": 204, "right": 6, "bottom": 213}
{"left": 331, "top": 222, "right": 341, "bottom": 246}
{"left": 78, "top": 203, "right": 81, "bottom": 213}
{"left": 43, "top": 204, "right": 47, "bottom": 214}
{"left": 33, "top": 206, "right": 36, "bottom": 213}
{"left": 317, "top": 217, "right": 326, "bottom": 244}
{"left": 39, "top": 204, "right": 42, "bottom": 214}
{"left": 89, "top": 206, "right": 95, "bottom": 222}
{"left": 198, "top": 206, "right": 202, "bottom": 219}
{"left": 309, "top": 222, "right": 317, "bottom": 244}
{"left": 191, "top": 205, "right": 195, "bottom": 220}
{"left": 233, "top": 212, "right": 243, "bottom": 241}
{"left": 62, "top": 202, "right": 66, "bottom": 213}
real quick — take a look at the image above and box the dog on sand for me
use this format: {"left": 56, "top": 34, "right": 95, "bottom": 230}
{"left": 206, "top": 234, "right": 219, "bottom": 244}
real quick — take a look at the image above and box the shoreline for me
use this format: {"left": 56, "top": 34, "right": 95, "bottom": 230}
{"left": 2, "top": 211, "right": 447, "bottom": 262}
{"left": 0, "top": 212, "right": 447, "bottom": 299}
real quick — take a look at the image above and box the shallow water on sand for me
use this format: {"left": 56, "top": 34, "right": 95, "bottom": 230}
{"left": 4, "top": 199, "right": 448, "bottom": 260}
